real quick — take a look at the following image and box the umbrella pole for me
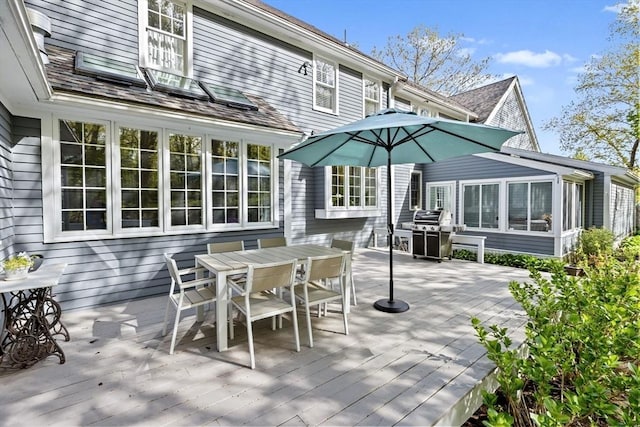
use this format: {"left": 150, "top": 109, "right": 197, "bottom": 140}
{"left": 374, "top": 150, "right": 409, "bottom": 313}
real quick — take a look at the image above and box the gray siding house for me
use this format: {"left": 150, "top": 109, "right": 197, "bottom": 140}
{"left": 0, "top": 0, "right": 636, "bottom": 312}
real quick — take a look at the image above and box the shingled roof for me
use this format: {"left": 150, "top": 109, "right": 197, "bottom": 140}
{"left": 45, "top": 45, "right": 302, "bottom": 134}
{"left": 449, "top": 76, "right": 517, "bottom": 123}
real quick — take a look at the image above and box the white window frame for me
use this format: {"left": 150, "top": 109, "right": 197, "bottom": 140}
{"left": 43, "top": 116, "right": 282, "bottom": 242}
{"left": 562, "top": 180, "right": 584, "bottom": 232}
{"left": 457, "top": 175, "right": 559, "bottom": 235}
{"left": 363, "top": 76, "right": 381, "bottom": 117}
{"left": 138, "top": 0, "right": 193, "bottom": 76}
{"left": 506, "top": 179, "right": 554, "bottom": 233}
{"left": 313, "top": 55, "right": 339, "bottom": 114}
{"left": 315, "top": 166, "right": 381, "bottom": 219}
{"left": 409, "top": 171, "right": 422, "bottom": 211}
{"left": 426, "top": 181, "right": 456, "bottom": 214}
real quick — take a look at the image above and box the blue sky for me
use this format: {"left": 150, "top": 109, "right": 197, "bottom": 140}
{"left": 263, "top": 0, "right": 624, "bottom": 155}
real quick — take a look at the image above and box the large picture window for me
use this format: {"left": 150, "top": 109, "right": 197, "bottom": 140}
{"left": 463, "top": 183, "right": 499, "bottom": 229}
{"left": 46, "top": 118, "right": 279, "bottom": 241}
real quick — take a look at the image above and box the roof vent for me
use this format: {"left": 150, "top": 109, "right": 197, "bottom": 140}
{"left": 26, "top": 8, "right": 52, "bottom": 65}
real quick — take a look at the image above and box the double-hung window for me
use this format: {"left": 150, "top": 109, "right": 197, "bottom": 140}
{"left": 363, "top": 77, "right": 380, "bottom": 116}
{"left": 410, "top": 171, "right": 422, "bottom": 210}
{"left": 46, "top": 118, "right": 279, "bottom": 241}
{"left": 462, "top": 183, "right": 499, "bottom": 229}
{"left": 140, "top": 0, "right": 191, "bottom": 75}
{"left": 426, "top": 181, "right": 455, "bottom": 212}
{"left": 314, "top": 56, "right": 337, "bottom": 113}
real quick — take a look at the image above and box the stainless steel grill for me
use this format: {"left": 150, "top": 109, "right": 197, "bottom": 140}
{"left": 403, "top": 209, "right": 464, "bottom": 262}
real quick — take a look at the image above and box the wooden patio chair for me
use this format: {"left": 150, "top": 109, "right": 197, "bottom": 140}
{"left": 330, "top": 238, "right": 357, "bottom": 305}
{"left": 257, "top": 237, "right": 287, "bottom": 249}
{"left": 228, "top": 258, "right": 300, "bottom": 369}
{"left": 295, "top": 253, "right": 348, "bottom": 348}
{"left": 162, "top": 253, "right": 216, "bottom": 355}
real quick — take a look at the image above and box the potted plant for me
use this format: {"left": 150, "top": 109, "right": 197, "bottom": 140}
{"left": 2, "top": 252, "right": 34, "bottom": 280}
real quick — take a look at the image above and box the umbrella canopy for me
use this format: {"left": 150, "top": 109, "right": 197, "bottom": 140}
{"left": 279, "top": 108, "right": 523, "bottom": 313}
{"left": 280, "top": 108, "right": 521, "bottom": 167}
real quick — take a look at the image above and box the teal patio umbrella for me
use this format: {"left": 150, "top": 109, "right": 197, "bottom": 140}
{"left": 279, "top": 109, "right": 522, "bottom": 313}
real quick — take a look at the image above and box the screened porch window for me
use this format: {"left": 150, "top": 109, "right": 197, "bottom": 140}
{"left": 507, "top": 181, "right": 552, "bottom": 232}
{"left": 463, "top": 183, "right": 499, "bottom": 229}
{"left": 563, "top": 181, "right": 584, "bottom": 231}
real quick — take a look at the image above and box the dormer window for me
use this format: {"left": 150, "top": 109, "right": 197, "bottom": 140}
{"left": 313, "top": 56, "right": 338, "bottom": 114}
{"left": 139, "top": 0, "right": 192, "bottom": 75}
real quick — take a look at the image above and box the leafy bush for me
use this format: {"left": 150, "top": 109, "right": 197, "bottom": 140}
{"left": 618, "top": 234, "right": 640, "bottom": 260}
{"left": 579, "top": 226, "right": 614, "bottom": 256}
{"left": 472, "top": 257, "right": 640, "bottom": 426}
{"left": 452, "top": 249, "right": 558, "bottom": 272}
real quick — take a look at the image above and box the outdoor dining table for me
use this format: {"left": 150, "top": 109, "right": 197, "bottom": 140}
{"left": 195, "top": 244, "right": 351, "bottom": 351}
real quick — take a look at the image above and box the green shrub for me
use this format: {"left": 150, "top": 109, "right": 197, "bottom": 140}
{"left": 578, "top": 226, "right": 614, "bottom": 257}
{"left": 619, "top": 234, "right": 640, "bottom": 260}
{"left": 452, "top": 249, "right": 558, "bottom": 272}
{"left": 472, "top": 256, "right": 640, "bottom": 426}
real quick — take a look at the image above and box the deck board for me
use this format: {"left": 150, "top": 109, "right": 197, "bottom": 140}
{"left": 0, "top": 248, "right": 530, "bottom": 426}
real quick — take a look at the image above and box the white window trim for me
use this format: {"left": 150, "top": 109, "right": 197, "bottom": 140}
{"left": 312, "top": 54, "right": 339, "bottom": 115}
{"left": 363, "top": 75, "right": 381, "bottom": 117}
{"left": 458, "top": 175, "right": 559, "bottom": 235}
{"left": 409, "top": 170, "right": 422, "bottom": 211}
{"left": 315, "top": 166, "right": 381, "bottom": 219}
{"left": 561, "top": 179, "right": 585, "bottom": 233}
{"left": 426, "top": 180, "right": 456, "bottom": 214}
{"left": 42, "top": 115, "right": 285, "bottom": 243}
{"left": 138, "top": 0, "right": 194, "bottom": 76}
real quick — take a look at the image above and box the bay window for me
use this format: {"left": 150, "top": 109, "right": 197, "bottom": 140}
{"left": 331, "top": 166, "right": 376, "bottom": 209}
{"left": 46, "top": 118, "right": 279, "bottom": 241}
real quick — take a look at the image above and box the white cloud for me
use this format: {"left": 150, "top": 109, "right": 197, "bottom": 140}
{"left": 495, "top": 50, "right": 563, "bottom": 68}
{"left": 517, "top": 76, "right": 535, "bottom": 87}
{"left": 603, "top": 3, "right": 626, "bottom": 13}
{"left": 457, "top": 47, "right": 476, "bottom": 57}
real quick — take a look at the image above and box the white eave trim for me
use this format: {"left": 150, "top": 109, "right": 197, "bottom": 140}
{"left": 1, "top": 0, "right": 52, "bottom": 107}
{"left": 45, "top": 92, "right": 303, "bottom": 145}
{"left": 394, "top": 81, "right": 478, "bottom": 120}
{"left": 475, "top": 152, "right": 594, "bottom": 180}
{"left": 200, "top": 0, "right": 402, "bottom": 82}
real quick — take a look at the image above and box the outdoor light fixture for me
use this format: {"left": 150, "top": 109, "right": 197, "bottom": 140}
{"left": 298, "top": 61, "right": 311, "bottom": 75}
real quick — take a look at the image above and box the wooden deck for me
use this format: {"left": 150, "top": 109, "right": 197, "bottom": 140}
{"left": 0, "top": 248, "right": 530, "bottom": 426}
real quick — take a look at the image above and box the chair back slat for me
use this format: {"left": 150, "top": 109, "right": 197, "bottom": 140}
{"left": 307, "top": 254, "right": 344, "bottom": 282}
{"left": 248, "top": 260, "right": 296, "bottom": 294}
{"left": 330, "top": 239, "right": 354, "bottom": 256}
{"left": 258, "top": 237, "right": 287, "bottom": 249}
{"left": 208, "top": 241, "right": 244, "bottom": 254}
{"left": 164, "top": 253, "right": 182, "bottom": 285}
